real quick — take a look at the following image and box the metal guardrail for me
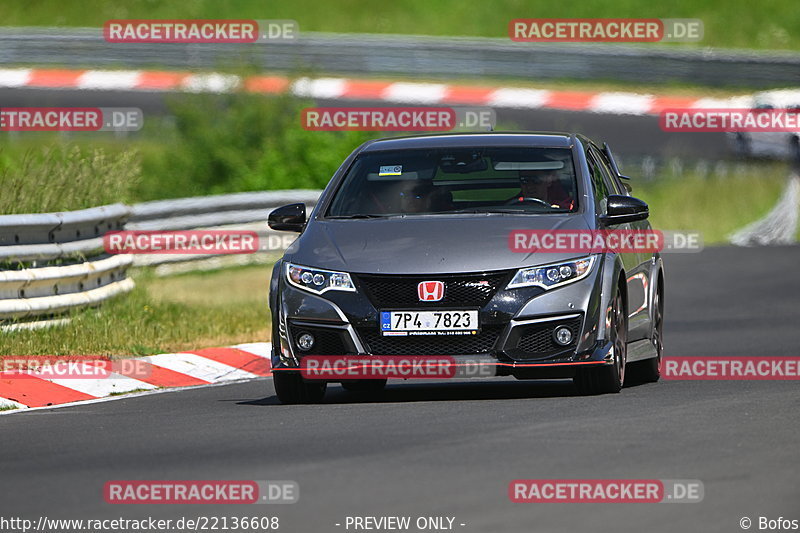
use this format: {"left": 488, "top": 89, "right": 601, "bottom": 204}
{"left": 0, "top": 190, "right": 322, "bottom": 326}
{"left": 0, "top": 27, "right": 799, "bottom": 88}
{"left": 0, "top": 258, "right": 134, "bottom": 320}
{"left": 0, "top": 204, "right": 132, "bottom": 322}
{"left": 0, "top": 203, "right": 129, "bottom": 263}
{"left": 128, "top": 190, "right": 320, "bottom": 269}
{"left": 128, "top": 190, "right": 321, "bottom": 230}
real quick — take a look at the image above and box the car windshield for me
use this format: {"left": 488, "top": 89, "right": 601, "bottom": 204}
{"left": 326, "top": 147, "right": 578, "bottom": 217}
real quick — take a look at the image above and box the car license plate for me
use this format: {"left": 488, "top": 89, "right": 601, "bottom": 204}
{"left": 380, "top": 310, "right": 479, "bottom": 336}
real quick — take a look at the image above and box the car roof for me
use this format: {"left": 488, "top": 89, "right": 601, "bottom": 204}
{"left": 360, "top": 132, "right": 576, "bottom": 152}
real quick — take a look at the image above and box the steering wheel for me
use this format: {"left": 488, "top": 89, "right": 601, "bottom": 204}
{"left": 506, "top": 197, "right": 551, "bottom": 207}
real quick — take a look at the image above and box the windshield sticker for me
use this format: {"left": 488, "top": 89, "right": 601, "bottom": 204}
{"left": 379, "top": 165, "right": 403, "bottom": 176}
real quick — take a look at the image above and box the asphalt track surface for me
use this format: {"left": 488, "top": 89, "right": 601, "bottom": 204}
{"left": 0, "top": 88, "right": 733, "bottom": 159}
{"left": 1, "top": 246, "right": 798, "bottom": 533}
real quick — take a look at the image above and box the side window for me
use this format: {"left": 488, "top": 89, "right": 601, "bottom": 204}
{"left": 586, "top": 150, "right": 608, "bottom": 213}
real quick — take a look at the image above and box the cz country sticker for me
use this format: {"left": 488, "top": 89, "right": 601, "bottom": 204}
{"left": 379, "top": 165, "right": 403, "bottom": 176}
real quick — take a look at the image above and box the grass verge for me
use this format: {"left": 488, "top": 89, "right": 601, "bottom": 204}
{"left": 634, "top": 164, "right": 789, "bottom": 243}
{"left": 0, "top": 0, "right": 796, "bottom": 50}
{"left": 0, "top": 145, "right": 140, "bottom": 214}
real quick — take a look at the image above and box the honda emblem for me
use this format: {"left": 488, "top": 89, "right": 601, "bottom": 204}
{"left": 417, "top": 281, "right": 445, "bottom": 302}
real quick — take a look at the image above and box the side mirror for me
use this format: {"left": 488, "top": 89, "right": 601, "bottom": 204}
{"left": 600, "top": 195, "right": 649, "bottom": 225}
{"left": 268, "top": 203, "right": 306, "bottom": 232}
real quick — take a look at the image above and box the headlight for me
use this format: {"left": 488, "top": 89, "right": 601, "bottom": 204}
{"left": 286, "top": 263, "right": 356, "bottom": 294}
{"left": 507, "top": 256, "right": 596, "bottom": 290}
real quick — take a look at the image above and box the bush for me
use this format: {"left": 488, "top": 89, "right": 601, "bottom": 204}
{"left": 135, "top": 93, "right": 373, "bottom": 200}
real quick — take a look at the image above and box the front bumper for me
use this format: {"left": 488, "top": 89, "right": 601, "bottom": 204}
{"left": 273, "top": 263, "right": 611, "bottom": 378}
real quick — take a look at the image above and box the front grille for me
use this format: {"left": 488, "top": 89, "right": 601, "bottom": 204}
{"left": 358, "top": 324, "right": 505, "bottom": 356}
{"left": 355, "top": 271, "right": 510, "bottom": 308}
{"left": 512, "top": 316, "right": 582, "bottom": 360}
{"left": 289, "top": 325, "right": 349, "bottom": 356}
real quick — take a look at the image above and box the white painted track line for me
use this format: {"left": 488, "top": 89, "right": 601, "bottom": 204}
{"left": 45, "top": 373, "right": 157, "bottom": 397}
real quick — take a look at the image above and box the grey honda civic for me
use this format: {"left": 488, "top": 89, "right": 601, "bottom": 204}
{"left": 268, "top": 132, "right": 664, "bottom": 403}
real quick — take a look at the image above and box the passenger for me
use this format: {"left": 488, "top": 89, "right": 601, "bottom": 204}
{"left": 398, "top": 180, "right": 450, "bottom": 213}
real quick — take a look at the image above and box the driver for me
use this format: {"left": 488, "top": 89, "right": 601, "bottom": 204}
{"left": 510, "top": 169, "right": 574, "bottom": 210}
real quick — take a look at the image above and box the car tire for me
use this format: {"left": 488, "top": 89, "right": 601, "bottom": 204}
{"left": 273, "top": 370, "right": 327, "bottom": 404}
{"left": 633, "top": 288, "right": 664, "bottom": 383}
{"left": 574, "top": 290, "right": 627, "bottom": 395}
{"left": 341, "top": 379, "right": 388, "bottom": 392}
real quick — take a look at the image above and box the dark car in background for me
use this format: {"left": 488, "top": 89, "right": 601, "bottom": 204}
{"left": 267, "top": 132, "right": 664, "bottom": 403}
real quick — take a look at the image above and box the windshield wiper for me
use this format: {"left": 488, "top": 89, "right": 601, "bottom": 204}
{"left": 326, "top": 214, "right": 391, "bottom": 219}
{"left": 439, "top": 207, "right": 559, "bottom": 214}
